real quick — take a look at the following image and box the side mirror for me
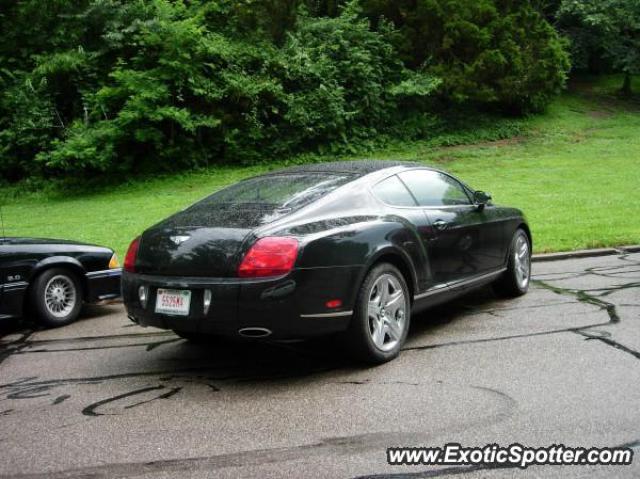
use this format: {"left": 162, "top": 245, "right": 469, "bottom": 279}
{"left": 473, "top": 191, "right": 492, "bottom": 208}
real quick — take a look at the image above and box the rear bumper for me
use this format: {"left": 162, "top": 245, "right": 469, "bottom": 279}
{"left": 122, "top": 266, "right": 361, "bottom": 339}
{"left": 86, "top": 269, "right": 122, "bottom": 302}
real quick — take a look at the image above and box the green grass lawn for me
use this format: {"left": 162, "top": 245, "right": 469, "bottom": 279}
{"left": 2, "top": 76, "right": 639, "bottom": 258}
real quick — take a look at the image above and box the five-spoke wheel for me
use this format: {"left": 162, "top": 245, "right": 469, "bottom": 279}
{"left": 493, "top": 228, "right": 532, "bottom": 297}
{"left": 345, "top": 263, "right": 411, "bottom": 364}
{"left": 367, "top": 274, "right": 407, "bottom": 352}
{"left": 513, "top": 233, "right": 531, "bottom": 290}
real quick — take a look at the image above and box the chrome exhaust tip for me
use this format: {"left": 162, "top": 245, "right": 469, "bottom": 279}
{"left": 238, "top": 327, "right": 272, "bottom": 338}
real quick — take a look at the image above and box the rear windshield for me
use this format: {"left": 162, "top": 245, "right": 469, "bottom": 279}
{"left": 170, "top": 173, "right": 354, "bottom": 227}
{"left": 206, "top": 173, "right": 353, "bottom": 209}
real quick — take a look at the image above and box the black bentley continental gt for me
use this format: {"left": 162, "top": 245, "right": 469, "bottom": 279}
{"left": 0, "top": 237, "right": 122, "bottom": 327}
{"left": 123, "top": 161, "right": 531, "bottom": 363}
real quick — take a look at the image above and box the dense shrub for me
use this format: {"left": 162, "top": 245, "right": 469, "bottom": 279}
{"left": 362, "top": 0, "right": 571, "bottom": 113}
{"left": 0, "top": 0, "right": 570, "bottom": 181}
{"left": 1, "top": 0, "right": 439, "bottom": 178}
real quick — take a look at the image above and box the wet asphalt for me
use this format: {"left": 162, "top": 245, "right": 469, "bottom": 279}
{"left": 0, "top": 252, "right": 639, "bottom": 479}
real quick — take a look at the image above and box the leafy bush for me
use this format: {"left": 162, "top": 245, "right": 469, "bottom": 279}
{"left": 1, "top": 0, "right": 439, "bottom": 178}
{"left": 362, "top": 0, "right": 571, "bottom": 113}
{"left": 0, "top": 0, "right": 570, "bottom": 182}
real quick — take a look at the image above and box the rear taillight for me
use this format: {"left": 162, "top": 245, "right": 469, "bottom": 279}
{"left": 124, "top": 237, "right": 141, "bottom": 273}
{"left": 237, "top": 237, "right": 299, "bottom": 278}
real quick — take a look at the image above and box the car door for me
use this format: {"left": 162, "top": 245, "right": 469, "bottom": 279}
{"left": 370, "top": 174, "right": 441, "bottom": 292}
{"left": 398, "top": 169, "right": 503, "bottom": 285}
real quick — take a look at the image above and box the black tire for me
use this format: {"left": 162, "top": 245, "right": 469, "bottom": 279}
{"left": 31, "top": 268, "right": 83, "bottom": 327}
{"left": 493, "top": 228, "right": 532, "bottom": 298}
{"left": 343, "top": 263, "right": 411, "bottom": 364}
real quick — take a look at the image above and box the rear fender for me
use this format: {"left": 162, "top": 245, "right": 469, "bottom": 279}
{"left": 30, "top": 256, "right": 88, "bottom": 296}
{"left": 357, "top": 246, "right": 419, "bottom": 300}
{"left": 293, "top": 219, "right": 425, "bottom": 311}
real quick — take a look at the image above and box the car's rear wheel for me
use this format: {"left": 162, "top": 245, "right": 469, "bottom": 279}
{"left": 344, "top": 263, "right": 411, "bottom": 364}
{"left": 493, "top": 228, "right": 531, "bottom": 297}
{"left": 31, "top": 268, "right": 83, "bottom": 327}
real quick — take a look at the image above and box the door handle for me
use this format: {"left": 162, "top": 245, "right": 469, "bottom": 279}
{"left": 433, "top": 219, "right": 449, "bottom": 231}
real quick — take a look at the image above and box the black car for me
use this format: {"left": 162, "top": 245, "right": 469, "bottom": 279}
{"left": 0, "top": 237, "right": 122, "bottom": 327}
{"left": 123, "top": 161, "right": 531, "bottom": 363}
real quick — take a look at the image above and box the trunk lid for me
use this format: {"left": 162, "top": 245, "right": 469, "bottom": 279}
{"left": 135, "top": 172, "right": 354, "bottom": 277}
{"left": 136, "top": 206, "right": 277, "bottom": 277}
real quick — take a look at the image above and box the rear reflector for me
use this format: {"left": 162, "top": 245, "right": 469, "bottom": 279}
{"left": 238, "top": 237, "right": 299, "bottom": 278}
{"left": 325, "top": 299, "right": 343, "bottom": 309}
{"left": 138, "top": 285, "right": 148, "bottom": 308}
{"left": 124, "top": 237, "right": 141, "bottom": 273}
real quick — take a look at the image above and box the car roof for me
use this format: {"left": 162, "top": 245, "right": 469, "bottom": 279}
{"left": 259, "top": 160, "right": 432, "bottom": 178}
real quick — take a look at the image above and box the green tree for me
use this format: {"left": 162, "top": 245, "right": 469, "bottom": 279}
{"left": 362, "top": 0, "right": 570, "bottom": 113}
{"left": 0, "top": 0, "right": 571, "bottom": 182}
{"left": 557, "top": 0, "right": 640, "bottom": 94}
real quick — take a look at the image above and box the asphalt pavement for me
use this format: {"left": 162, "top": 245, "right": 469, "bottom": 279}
{"left": 0, "top": 252, "right": 639, "bottom": 478}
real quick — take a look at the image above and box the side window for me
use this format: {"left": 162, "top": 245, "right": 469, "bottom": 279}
{"left": 372, "top": 175, "right": 417, "bottom": 207}
{"left": 398, "top": 170, "right": 471, "bottom": 207}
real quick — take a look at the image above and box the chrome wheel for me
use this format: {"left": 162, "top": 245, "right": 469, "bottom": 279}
{"left": 367, "top": 274, "right": 407, "bottom": 352}
{"left": 44, "top": 275, "right": 77, "bottom": 318}
{"left": 514, "top": 234, "right": 531, "bottom": 289}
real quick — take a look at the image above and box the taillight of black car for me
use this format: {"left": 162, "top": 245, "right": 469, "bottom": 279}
{"left": 124, "top": 237, "right": 141, "bottom": 273}
{"left": 237, "top": 237, "right": 299, "bottom": 278}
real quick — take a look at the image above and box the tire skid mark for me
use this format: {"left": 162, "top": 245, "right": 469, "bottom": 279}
{"left": 82, "top": 385, "right": 167, "bottom": 417}
{"left": 123, "top": 387, "right": 182, "bottom": 410}
{"left": 24, "top": 330, "right": 173, "bottom": 345}
{"left": 0, "top": 330, "right": 34, "bottom": 367}
{"left": 0, "top": 431, "right": 500, "bottom": 479}
{"left": 13, "top": 333, "right": 182, "bottom": 355}
{"left": 52, "top": 394, "right": 70, "bottom": 405}
{"left": 145, "top": 337, "right": 182, "bottom": 351}
{"left": 0, "top": 355, "right": 339, "bottom": 407}
{"left": 402, "top": 322, "right": 611, "bottom": 353}
{"left": 0, "top": 432, "right": 421, "bottom": 479}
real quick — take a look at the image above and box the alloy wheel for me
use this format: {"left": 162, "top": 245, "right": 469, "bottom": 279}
{"left": 367, "top": 274, "right": 407, "bottom": 352}
{"left": 514, "top": 234, "right": 531, "bottom": 289}
{"left": 44, "top": 275, "right": 77, "bottom": 318}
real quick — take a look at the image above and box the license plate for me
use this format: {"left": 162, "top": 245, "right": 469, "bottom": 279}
{"left": 155, "top": 289, "right": 191, "bottom": 316}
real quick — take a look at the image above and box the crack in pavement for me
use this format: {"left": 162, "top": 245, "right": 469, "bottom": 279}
{"left": 532, "top": 280, "right": 621, "bottom": 323}
{"left": 532, "top": 277, "right": 640, "bottom": 361}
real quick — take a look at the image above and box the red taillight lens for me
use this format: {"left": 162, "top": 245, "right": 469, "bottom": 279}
{"left": 238, "top": 237, "right": 299, "bottom": 278}
{"left": 326, "top": 299, "right": 343, "bottom": 309}
{"left": 124, "top": 237, "right": 141, "bottom": 273}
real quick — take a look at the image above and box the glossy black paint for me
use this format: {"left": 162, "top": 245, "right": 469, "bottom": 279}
{"left": 123, "top": 161, "right": 530, "bottom": 339}
{"left": 0, "top": 237, "right": 122, "bottom": 320}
